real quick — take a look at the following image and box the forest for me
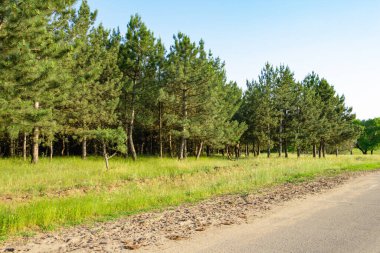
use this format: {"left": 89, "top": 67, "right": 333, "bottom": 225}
{"left": 0, "top": 1, "right": 379, "bottom": 167}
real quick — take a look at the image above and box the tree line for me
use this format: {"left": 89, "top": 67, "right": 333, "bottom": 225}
{"left": 0, "top": 1, "right": 375, "bottom": 166}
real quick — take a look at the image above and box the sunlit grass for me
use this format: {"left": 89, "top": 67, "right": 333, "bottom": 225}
{"left": 0, "top": 154, "right": 379, "bottom": 239}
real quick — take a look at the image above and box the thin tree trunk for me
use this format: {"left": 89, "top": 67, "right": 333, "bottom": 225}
{"left": 196, "top": 141, "right": 203, "bottom": 160}
{"left": 206, "top": 146, "right": 210, "bottom": 157}
{"left": 318, "top": 141, "right": 322, "bottom": 159}
{"left": 284, "top": 140, "right": 288, "bottom": 158}
{"left": 141, "top": 142, "right": 145, "bottom": 155}
{"left": 312, "top": 144, "right": 317, "bottom": 158}
{"left": 169, "top": 134, "right": 173, "bottom": 158}
{"left": 267, "top": 124, "right": 271, "bottom": 158}
{"left": 94, "top": 142, "right": 98, "bottom": 156}
{"left": 129, "top": 107, "right": 137, "bottom": 161}
{"left": 23, "top": 133, "right": 27, "bottom": 161}
{"left": 49, "top": 140, "right": 53, "bottom": 161}
{"left": 61, "top": 137, "right": 65, "bottom": 156}
{"left": 32, "top": 101, "right": 40, "bottom": 164}
{"left": 257, "top": 142, "right": 261, "bottom": 156}
{"left": 128, "top": 79, "right": 137, "bottom": 160}
{"left": 81, "top": 137, "right": 87, "bottom": 159}
{"left": 179, "top": 89, "right": 187, "bottom": 160}
{"left": 226, "top": 145, "right": 232, "bottom": 160}
{"left": 10, "top": 138, "right": 15, "bottom": 157}
{"left": 371, "top": 150, "right": 373, "bottom": 155}
{"left": 335, "top": 147, "right": 338, "bottom": 157}
{"left": 184, "top": 139, "right": 187, "bottom": 159}
{"left": 297, "top": 147, "right": 301, "bottom": 158}
{"left": 322, "top": 143, "right": 326, "bottom": 158}
{"left": 102, "top": 141, "right": 109, "bottom": 170}
{"left": 278, "top": 116, "right": 283, "bottom": 157}
{"left": 159, "top": 102, "right": 163, "bottom": 158}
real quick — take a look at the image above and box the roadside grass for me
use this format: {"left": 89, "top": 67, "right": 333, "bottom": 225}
{"left": 0, "top": 154, "right": 379, "bottom": 239}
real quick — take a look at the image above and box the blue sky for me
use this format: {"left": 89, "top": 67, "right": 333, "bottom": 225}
{"left": 87, "top": 0, "right": 380, "bottom": 119}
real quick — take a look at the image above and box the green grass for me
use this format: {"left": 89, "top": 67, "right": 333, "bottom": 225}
{"left": 0, "top": 154, "right": 379, "bottom": 239}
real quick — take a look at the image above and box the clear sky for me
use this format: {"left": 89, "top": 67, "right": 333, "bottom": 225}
{"left": 87, "top": 0, "right": 380, "bottom": 120}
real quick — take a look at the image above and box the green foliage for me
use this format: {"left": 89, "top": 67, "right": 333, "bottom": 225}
{"left": 0, "top": 2, "right": 372, "bottom": 161}
{"left": 356, "top": 118, "right": 380, "bottom": 154}
{"left": 238, "top": 66, "right": 359, "bottom": 157}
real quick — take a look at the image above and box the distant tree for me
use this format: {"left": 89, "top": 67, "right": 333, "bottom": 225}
{"left": 356, "top": 118, "right": 380, "bottom": 154}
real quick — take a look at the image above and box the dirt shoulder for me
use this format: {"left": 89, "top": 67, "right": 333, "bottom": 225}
{"left": 1, "top": 170, "right": 379, "bottom": 253}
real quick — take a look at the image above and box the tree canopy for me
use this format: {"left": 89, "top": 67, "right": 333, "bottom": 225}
{"left": 0, "top": 1, "right": 370, "bottom": 166}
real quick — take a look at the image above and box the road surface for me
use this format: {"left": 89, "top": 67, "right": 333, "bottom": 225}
{"left": 145, "top": 172, "right": 380, "bottom": 253}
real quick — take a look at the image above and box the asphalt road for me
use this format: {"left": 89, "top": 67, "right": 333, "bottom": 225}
{"left": 147, "top": 172, "right": 380, "bottom": 253}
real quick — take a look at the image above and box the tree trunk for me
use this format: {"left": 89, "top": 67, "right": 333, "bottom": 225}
{"left": 179, "top": 89, "right": 187, "bottom": 160}
{"left": 159, "top": 102, "right": 163, "bottom": 158}
{"left": 206, "top": 146, "right": 210, "bottom": 157}
{"left": 322, "top": 143, "right": 326, "bottom": 158}
{"left": 297, "top": 147, "right": 301, "bottom": 158}
{"left": 318, "top": 141, "right": 322, "bottom": 158}
{"left": 257, "top": 142, "right": 261, "bottom": 156}
{"left": 371, "top": 150, "right": 373, "bottom": 155}
{"left": 32, "top": 101, "right": 40, "bottom": 164}
{"left": 23, "top": 133, "right": 27, "bottom": 161}
{"left": 196, "top": 142, "right": 203, "bottom": 160}
{"left": 169, "top": 134, "right": 173, "bottom": 158}
{"left": 184, "top": 139, "right": 187, "bottom": 159}
{"left": 312, "top": 144, "right": 317, "bottom": 158}
{"left": 94, "top": 142, "right": 98, "bottom": 156}
{"left": 127, "top": 79, "right": 138, "bottom": 160}
{"left": 129, "top": 106, "right": 137, "bottom": 161}
{"left": 226, "top": 145, "right": 231, "bottom": 160}
{"left": 267, "top": 123, "right": 271, "bottom": 158}
{"left": 284, "top": 140, "right": 288, "bottom": 158}
{"left": 10, "top": 138, "right": 15, "bottom": 157}
{"left": 278, "top": 117, "right": 282, "bottom": 157}
{"left": 81, "top": 137, "right": 87, "bottom": 159}
{"left": 49, "top": 140, "right": 53, "bottom": 161}
{"left": 140, "top": 142, "right": 145, "bottom": 155}
{"left": 102, "top": 141, "right": 109, "bottom": 170}
{"left": 335, "top": 147, "right": 338, "bottom": 157}
{"left": 61, "top": 137, "right": 65, "bottom": 156}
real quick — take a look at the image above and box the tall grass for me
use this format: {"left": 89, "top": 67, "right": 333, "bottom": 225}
{"left": 0, "top": 154, "right": 379, "bottom": 239}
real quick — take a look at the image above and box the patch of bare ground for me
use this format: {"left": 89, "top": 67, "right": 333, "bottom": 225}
{"left": 1, "top": 170, "right": 378, "bottom": 253}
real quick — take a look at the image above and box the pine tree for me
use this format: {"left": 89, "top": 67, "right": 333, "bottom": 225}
{"left": 0, "top": 0, "right": 76, "bottom": 163}
{"left": 118, "top": 14, "right": 157, "bottom": 161}
{"left": 301, "top": 72, "right": 323, "bottom": 157}
{"left": 63, "top": 0, "right": 100, "bottom": 159}
{"left": 273, "top": 65, "right": 297, "bottom": 158}
{"left": 165, "top": 33, "right": 217, "bottom": 159}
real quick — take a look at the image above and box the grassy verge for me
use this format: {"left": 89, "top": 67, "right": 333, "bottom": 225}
{"left": 0, "top": 154, "right": 379, "bottom": 240}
